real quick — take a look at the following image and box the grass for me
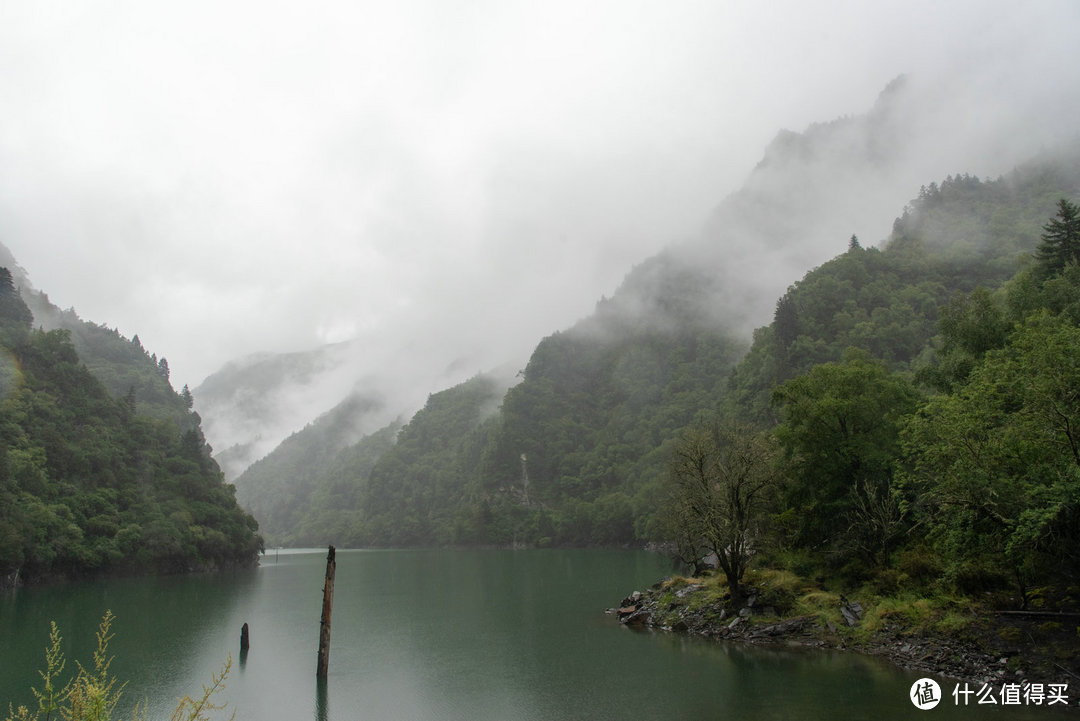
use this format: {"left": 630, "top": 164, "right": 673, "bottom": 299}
{"left": 649, "top": 562, "right": 991, "bottom": 647}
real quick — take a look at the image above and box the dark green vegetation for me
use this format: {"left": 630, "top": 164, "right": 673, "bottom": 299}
{"left": 241, "top": 143, "right": 1080, "bottom": 612}
{"left": 0, "top": 269, "right": 261, "bottom": 586}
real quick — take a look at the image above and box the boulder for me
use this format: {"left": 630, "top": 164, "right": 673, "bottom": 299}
{"left": 840, "top": 599, "right": 864, "bottom": 627}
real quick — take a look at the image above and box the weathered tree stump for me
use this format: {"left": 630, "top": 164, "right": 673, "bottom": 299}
{"left": 240, "top": 622, "right": 250, "bottom": 652}
{"left": 316, "top": 545, "right": 336, "bottom": 678}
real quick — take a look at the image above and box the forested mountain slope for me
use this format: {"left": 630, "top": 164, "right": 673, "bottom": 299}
{"left": 233, "top": 391, "right": 401, "bottom": 544}
{"left": 205, "top": 75, "right": 1066, "bottom": 484}
{"left": 234, "top": 373, "right": 511, "bottom": 547}
{"left": 0, "top": 264, "right": 261, "bottom": 586}
{"left": 727, "top": 153, "right": 1080, "bottom": 422}
{"left": 239, "top": 138, "right": 1080, "bottom": 572}
{"left": 0, "top": 243, "right": 196, "bottom": 427}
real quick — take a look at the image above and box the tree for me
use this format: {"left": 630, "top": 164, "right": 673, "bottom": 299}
{"left": 773, "top": 291, "right": 799, "bottom": 351}
{"left": 903, "top": 311, "right": 1080, "bottom": 597}
{"left": 923, "top": 287, "right": 1011, "bottom": 391}
{"left": 772, "top": 348, "right": 922, "bottom": 552}
{"left": 0, "top": 267, "right": 33, "bottom": 331}
{"left": 665, "top": 422, "right": 779, "bottom": 597}
{"left": 1036, "top": 198, "right": 1080, "bottom": 277}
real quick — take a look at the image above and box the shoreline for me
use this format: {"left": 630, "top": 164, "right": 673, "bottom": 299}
{"left": 609, "top": 575, "right": 1079, "bottom": 688}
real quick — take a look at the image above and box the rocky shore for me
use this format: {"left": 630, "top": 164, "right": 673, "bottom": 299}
{"left": 609, "top": 576, "right": 1080, "bottom": 688}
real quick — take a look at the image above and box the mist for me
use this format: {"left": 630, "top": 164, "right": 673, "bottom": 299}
{"left": 2, "top": 0, "right": 1078, "bottom": 474}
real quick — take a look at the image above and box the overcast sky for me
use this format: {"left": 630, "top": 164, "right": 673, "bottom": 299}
{"left": 1, "top": 0, "right": 1077, "bottom": 390}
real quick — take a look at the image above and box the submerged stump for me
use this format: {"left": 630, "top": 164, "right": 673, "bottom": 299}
{"left": 316, "top": 545, "right": 336, "bottom": 678}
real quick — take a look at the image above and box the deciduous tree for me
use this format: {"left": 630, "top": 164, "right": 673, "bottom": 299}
{"left": 665, "top": 422, "right": 778, "bottom": 596}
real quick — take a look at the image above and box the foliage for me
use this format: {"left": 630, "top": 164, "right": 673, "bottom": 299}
{"left": 902, "top": 311, "right": 1080, "bottom": 595}
{"left": 663, "top": 422, "right": 779, "bottom": 594}
{"left": 1035, "top": 198, "right": 1080, "bottom": 277}
{"left": 168, "top": 659, "right": 234, "bottom": 721}
{"left": 0, "top": 278, "right": 261, "bottom": 584}
{"left": 771, "top": 348, "right": 921, "bottom": 560}
{"left": 5, "top": 613, "right": 232, "bottom": 721}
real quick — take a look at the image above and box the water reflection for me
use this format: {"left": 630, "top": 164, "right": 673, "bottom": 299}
{"left": 1, "top": 551, "right": 1051, "bottom": 721}
{"left": 315, "top": 677, "right": 329, "bottom": 721}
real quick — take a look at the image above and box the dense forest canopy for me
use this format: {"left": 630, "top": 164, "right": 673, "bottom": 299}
{"left": 0, "top": 275, "right": 261, "bottom": 585}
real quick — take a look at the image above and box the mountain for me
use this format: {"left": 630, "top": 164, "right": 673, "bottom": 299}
{"left": 232, "top": 390, "right": 400, "bottom": 543}
{"left": 201, "top": 74, "right": 1078, "bottom": 484}
{"left": 0, "top": 257, "right": 262, "bottom": 586}
{"left": 193, "top": 337, "right": 513, "bottom": 482}
{"left": 232, "top": 370, "right": 516, "bottom": 546}
{"left": 240, "top": 137, "right": 1080, "bottom": 600}
{"left": 193, "top": 343, "right": 362, "bottom": 480}
{"left": 231, "top": 77, "right": 1080, "bottom": 553}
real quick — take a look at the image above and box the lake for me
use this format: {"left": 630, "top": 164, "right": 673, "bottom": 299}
{"left": 0, "top": 549, "right": 1050, "bottom": 719}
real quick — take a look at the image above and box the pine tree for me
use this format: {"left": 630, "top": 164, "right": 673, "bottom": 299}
{"left": 1036, "top": 198, "right": 1080, "bottom": 276}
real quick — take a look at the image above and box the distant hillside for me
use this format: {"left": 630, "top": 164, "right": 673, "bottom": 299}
{"left": 193, "top": 344, "right": 360, "bottom": 479}
{"left": 233, "top": 372, "right": 513, "bottom": 547}
{"left": 233, "top": 390, "right": 399, "bottom": 542}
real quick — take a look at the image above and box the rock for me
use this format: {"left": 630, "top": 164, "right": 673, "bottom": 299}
{"left": 825, "top": 618, "right": 838, "bottom": 633}
{"left": 672, "top": 619, "right": 689, "bottom": 632}
{"left": 739, "top": 607, "right": 752, "bottom": 618}
{"left": 728, "top": 617, "right": 743, "bottom": 630}
{"left": 621, "top": 609, "right": 651, "bottom": 627}
{"left": 840, "top": 600, "right": 863, "bottom": 627}
{"left": 747, "top": 594, "right": 758, "bottom": 608}
{"left": 675, "top": 584, "right": 704, "bottom": 598}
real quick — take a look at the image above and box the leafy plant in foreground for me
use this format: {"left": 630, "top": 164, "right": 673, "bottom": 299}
{"left": 4, "top": 612, "right": 233, "bottom": 721}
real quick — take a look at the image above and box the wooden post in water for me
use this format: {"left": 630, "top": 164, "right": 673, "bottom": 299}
{"left": 239, "top": 622, "right": 250, "bottom": 669}
{"left": 316, "top": 545, "right": 336, "bottom": 679}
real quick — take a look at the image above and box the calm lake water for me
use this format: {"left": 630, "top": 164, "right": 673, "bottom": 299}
{"left": 0, "top": 549, "right": 1052, "bottom": 720}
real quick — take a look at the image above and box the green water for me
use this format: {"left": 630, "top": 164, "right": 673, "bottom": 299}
{"left": 0, "top": 550, "right": 1054, "bottom": 719}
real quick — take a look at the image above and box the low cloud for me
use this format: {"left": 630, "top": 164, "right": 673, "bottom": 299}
{"left": 1, "top": 1, "right": 1077, "bottom": 463}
